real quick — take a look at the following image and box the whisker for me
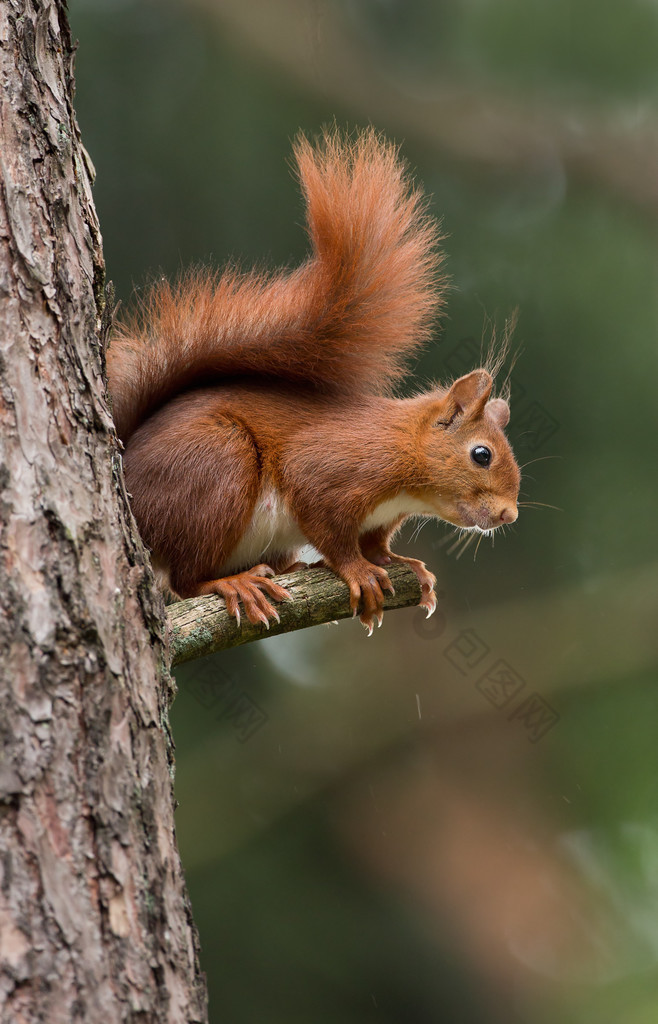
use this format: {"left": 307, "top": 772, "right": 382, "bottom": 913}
{"left": 454, "top": 531, "right": 477, "bottom": 560}
{"left": 519, "top": 455, "right": 561, "bottom": 471}
{"left": 518, "top": 501, "right": 562, "bottom": 512}
{"left": 446, "top": 532, "right": 467, "bottom": 556}
{"left": 462, "top": 534, "right": 478, "bottom": 558}
{"left": 410, "top": 516, "right": 432, "bottom": 544}
{"left": 451, "top": 538, "right": 465, "bottom": 558}
{"left": 446, "top": 527, "right": 473, "bottom": 557}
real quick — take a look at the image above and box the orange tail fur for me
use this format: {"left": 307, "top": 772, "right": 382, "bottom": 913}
{"left": 107, "top": 128, "right": 446, "bottom": 442}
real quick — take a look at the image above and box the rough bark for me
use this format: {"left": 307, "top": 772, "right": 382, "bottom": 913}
{"left": 168, "top": 563, "right": 423, "bottom": 664}
{"left": 0, "top": 3, "right": 206, "bottom": 1021}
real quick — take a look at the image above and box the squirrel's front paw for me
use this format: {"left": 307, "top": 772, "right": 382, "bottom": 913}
{"left": 365, "top": 551, "right": 437, "bottom": 619}
{"left": 339, "top": 559, "right": 396, "bottom": 637}
{"left": 402, "top": 557, "right": 437, "bottom": 618}
{"left": 197, "top": 564, "right": 292, "bottom": 628}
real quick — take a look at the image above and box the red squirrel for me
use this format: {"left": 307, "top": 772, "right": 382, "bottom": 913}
{"left": 107, "top": 128, "right": 520, "bottom": 635}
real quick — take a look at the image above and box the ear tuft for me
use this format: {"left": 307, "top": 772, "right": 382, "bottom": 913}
{"left": 486, "top": 397, "right": 510, "bottom": 429}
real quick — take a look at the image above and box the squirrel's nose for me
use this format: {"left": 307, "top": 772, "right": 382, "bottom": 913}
{"left": 500, "top": 506, "right": 518, "bottom": 524}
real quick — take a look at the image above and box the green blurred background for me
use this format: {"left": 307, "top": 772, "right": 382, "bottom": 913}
{"left": 70, "top": 1, "right": 658, "bottom": 1020}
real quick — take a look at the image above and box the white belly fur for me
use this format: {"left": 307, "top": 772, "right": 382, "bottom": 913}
{"left": 221, "top": 487, "right": 307, "bottom": 575}
{"left": 360, "top": 492, "right": 437, "bottom": 532}
{"left": 222, "top": 487, "right": 436, "bottom": 575}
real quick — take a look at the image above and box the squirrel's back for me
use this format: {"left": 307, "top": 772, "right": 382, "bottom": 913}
{"left": 107, "top": 128, "right": 446, "bottom": 442}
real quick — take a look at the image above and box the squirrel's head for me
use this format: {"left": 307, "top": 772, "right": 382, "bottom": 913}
{"left": 417, "top": 370, "right": 520, "bottom": 532}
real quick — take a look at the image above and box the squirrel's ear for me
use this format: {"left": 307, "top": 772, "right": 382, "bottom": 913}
{"left": 418, "top": 371, "right": 494, "bottom": 429}
{"left": 486, "top": 397, "right": 510, "bottom": 429}
{"left": 445, "top": 370, "right": 493, "bottom": 422}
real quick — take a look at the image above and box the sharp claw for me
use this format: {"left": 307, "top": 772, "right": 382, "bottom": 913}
{"left": 424, "top": 594, "right": 437, "bottom": 618}
{"left": 253, "top": 609, "right": 270, "bottom": 629}
{"left": 271, "top": 608, "right": 281, "bottom": 624}
{"left": 376, "top": 612, "right": 383, "bottom": 628}
{"left": 362, "top": 621, "right": 374, "bottom": 637}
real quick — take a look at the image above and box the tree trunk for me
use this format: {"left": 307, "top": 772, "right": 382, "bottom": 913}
{"left": 0, "top": 3, "right": 207, "bottom": 1020}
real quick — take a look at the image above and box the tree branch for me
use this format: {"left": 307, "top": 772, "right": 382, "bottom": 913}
{"left": 167, "top": 563, "right": 422, "bottom": 665}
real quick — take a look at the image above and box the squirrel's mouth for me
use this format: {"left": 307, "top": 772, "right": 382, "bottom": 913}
{"left": 454, "top": 501, "right": 518, "bottom": 530}
{"left": 455, "top": 503, "right": 498, "bottom": 532}
{"left": 431, "top": 500, "right": 517, "bottom": 532}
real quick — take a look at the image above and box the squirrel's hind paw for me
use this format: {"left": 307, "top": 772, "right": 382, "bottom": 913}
{"left": 197, "top": 566, "right": 292, "bottom": 627}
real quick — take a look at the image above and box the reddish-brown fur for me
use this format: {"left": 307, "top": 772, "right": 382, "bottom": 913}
{"left": 106, "top": 128, "right": 521, "bottom": 632}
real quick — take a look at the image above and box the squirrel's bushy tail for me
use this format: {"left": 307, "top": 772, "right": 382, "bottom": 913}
{"left": 107, "top": 128, "right": 446, "bottom": 441}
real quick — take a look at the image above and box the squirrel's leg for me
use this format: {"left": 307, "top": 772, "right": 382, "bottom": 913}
{"left": 278, "top": 480, "right": 395, "bottom": 633}
{"left": 275, "top": 557, "right": 327, "bottom": 572}
{"left": 287, "top": 527, "right": 395, "bottom": 635}
{"left": 359, "top": 523, "right": 437, "bottom": 618}
{"left": 338, "top": 558, "right": 397, "bottom": 635}
{"left": 126, "top": 412, "right": 292, "bottom": 625}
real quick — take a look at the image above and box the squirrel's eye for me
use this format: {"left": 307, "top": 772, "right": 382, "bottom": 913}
{"left": 471, "top": 445, "right": 492, "bottom": 467}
